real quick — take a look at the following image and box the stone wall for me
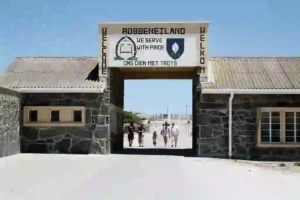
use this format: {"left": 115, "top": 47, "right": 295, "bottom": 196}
{"left": 198, "top": 94, "right": 300, "bottom": 161}
{"left": 197, "top": 94, "right": 229, "bottom": 158}
{"left": 0, "top": 87, "right": 21, "bottom": 157}
{"left": 21, "top": 93, "right": 110, "bottom": 154}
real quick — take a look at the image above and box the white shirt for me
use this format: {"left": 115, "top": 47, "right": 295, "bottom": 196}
{"left": 171, "top": 125, "right": 179, "bottom": 136}
{"left": 161, "top": 128, "right": 170, "bottom": 137}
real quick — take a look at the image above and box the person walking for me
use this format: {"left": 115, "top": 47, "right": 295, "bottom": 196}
{"left": 137, "top": 124, "right": 146, "bottom": 147}
{"left": 170, "top": 122, "right": 180, "bottom": 147}
{"left": 160, "top": 124, "right": 164, "bottom": 136}
{"left": 152, "top": 131, "right": 157, "bottom": 146}
{"left": 127, "top": 122, "right": 135, "bottom": 147}
{"left": 161, "top": 122, "right": 170, "bottom": 147}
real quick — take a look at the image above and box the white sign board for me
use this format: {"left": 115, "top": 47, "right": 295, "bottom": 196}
{"left": 99, "top": 22, "right": 209, "bottom": 78}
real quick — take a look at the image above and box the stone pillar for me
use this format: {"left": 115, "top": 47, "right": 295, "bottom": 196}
{"left": 192, "top": 68, "right": 201, "bottom": 156}
{"left": 90, "top": 91, "right": 111, "bottom": 154}
{"left": 0, "top": 87, "right": 21, "bottom": 158}
{"left": 108, "top": 68, "right": 124, "bottom": 153}
{"left": 197, "top": 93, "right": 229, "bottom": 158}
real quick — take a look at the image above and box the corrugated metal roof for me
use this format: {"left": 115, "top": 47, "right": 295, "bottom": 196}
{"left": 0, "top": 74, "right": 5, "bottom": 85}
{"left": 202, "top": 57, "right": 300, "bottom": 89}
{"left": 0, "top": 57, "right": 104, "bottom": 90}
{"left": 2, "top": 56, "right": 300, "bottom": 91}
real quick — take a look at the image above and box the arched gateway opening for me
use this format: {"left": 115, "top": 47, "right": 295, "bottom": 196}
{"left": 100, "top": 22, "right": 209, "bottom": 156}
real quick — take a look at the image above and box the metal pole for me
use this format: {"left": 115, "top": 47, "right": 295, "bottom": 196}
{"left": 229, "top": 91, "right": 234, "bottom": 159}
{"left": 185, "top": 105, "right": 187, "bottom": 120}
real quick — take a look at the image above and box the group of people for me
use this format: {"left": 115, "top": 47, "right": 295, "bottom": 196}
{"left": 127, "top": 122, "right": 146, "bottom": 147}
{"left": 126, "top": 121, "right": 180, "bottom": 148}
{"left": 160, "top": 122, "right": 180, "bottom": 147}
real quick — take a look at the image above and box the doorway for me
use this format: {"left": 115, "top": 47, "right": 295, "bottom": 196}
{"left": 123, "top": 79, "right": 192, "bottom": 151}
{"left": 109, "top": 67, "right": 200, "bottom": 156}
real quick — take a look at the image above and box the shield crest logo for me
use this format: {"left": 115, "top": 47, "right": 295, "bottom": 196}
{"left": 166, "top": 38, "right": 184, "bottom": 60}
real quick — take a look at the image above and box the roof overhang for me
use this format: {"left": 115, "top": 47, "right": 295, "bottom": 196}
{"left": 202, "top": 89, "right": 300, "bottom": 94}
{"left": 15, "top": 88, "right": 104, "bottom": 93}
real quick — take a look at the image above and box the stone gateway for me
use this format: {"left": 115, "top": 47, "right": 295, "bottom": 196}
{"left": 0, "top": 21, "right": 300, "bottom": 161}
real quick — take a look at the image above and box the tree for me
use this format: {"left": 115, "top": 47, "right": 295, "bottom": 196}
{"left": 123, "top": 110, "right": 143, "bottom": 124}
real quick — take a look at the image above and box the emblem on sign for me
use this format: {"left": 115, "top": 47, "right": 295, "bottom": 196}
{"left": 114, "top": 36, "right": 138, "bottom": 61}
{"left": 166, "top": 38, "right": 184, "bottom": 60}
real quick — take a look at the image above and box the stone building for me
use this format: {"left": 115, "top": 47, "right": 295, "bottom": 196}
{"left": 1, "top": 57, "right": 300, "bottom": 161}
{"left": 0, "top": 57, "right": 110, "bottom": 156}
{"left": 0, "top": 20, "right": 300, "bottom": 160}
{"left": 200, "top": 57, "right": 300, "bottom": 161}
{"left": 0, "top": 87, "right": 21, "bottom": 157}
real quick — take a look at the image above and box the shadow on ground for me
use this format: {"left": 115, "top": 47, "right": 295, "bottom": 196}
{"left": 114, "top": 148, "right": 195, "bottom": 157}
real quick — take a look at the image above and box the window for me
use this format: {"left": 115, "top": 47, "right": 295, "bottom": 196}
{"left": 29, "top": 110, "right": 38, "bottom": 122}
{"left": 260, "top": 111, "right": 281, "bottom": 143}
{"left": 51, "top": 110, "right": 60, "bottom": 122}
{"left": 23, "top": 106, "right": 85, "bottom": 127}
{"left": 73, "top": 110, "right": 82, "bottom": 122}
{"left": 285, "top": 112, "right": 300, "bottom": 143}
{"left": 258, "top": 108, "right": 300, "bottom": 147}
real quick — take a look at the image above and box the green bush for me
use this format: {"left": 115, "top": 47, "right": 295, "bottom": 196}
{"left": 279, "top": 163, "right": 286, "bottom": 167}
{"left": 123, "top": 111, "right": 143, "bottom": 124}
{"left": 293, "top": 162, "right": 300, "bottom": 167}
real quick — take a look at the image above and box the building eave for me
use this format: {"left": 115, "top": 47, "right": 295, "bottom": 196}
{"left": 202, "top": 89, "right": 300, "bottom": 94}
{"left": 15, "top": 88, "right": 104, "bottom": 93}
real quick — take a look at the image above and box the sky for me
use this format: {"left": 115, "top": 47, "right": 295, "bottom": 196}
{"left": 0, "top": 0, "right": 299, "bottom": 115}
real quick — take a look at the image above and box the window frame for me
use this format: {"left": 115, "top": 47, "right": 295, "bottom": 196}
{"left": 72, "top": 109, "right": 83, "bottom": 123}
{"left": 285, "top": 111, "right": 300, "bottom": 144}
{"left": 257, "top": 107, "right": 300, "bottom": 148}
{"left": 23, "top": 106, "right": 85, "bottom": 127}
{"left": 28, "top": 109, "right": 38, "bottom": 122}
{"left": 50, "top": 109, "right": 60, "bottom": 122}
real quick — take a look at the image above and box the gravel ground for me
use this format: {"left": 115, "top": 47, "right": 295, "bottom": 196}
{"left": 1, "top": 154, "right": 300, "bottom": 200}
{"left": 229, "top": 159, "right": 300, "bottom": 174}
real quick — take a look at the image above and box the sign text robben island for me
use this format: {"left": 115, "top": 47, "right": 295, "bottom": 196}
{"left": 112, "top": 27, "right": 190, "bottom": 67}
{"left": 101, "top": 25, "right": 207, "bottom": 70}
